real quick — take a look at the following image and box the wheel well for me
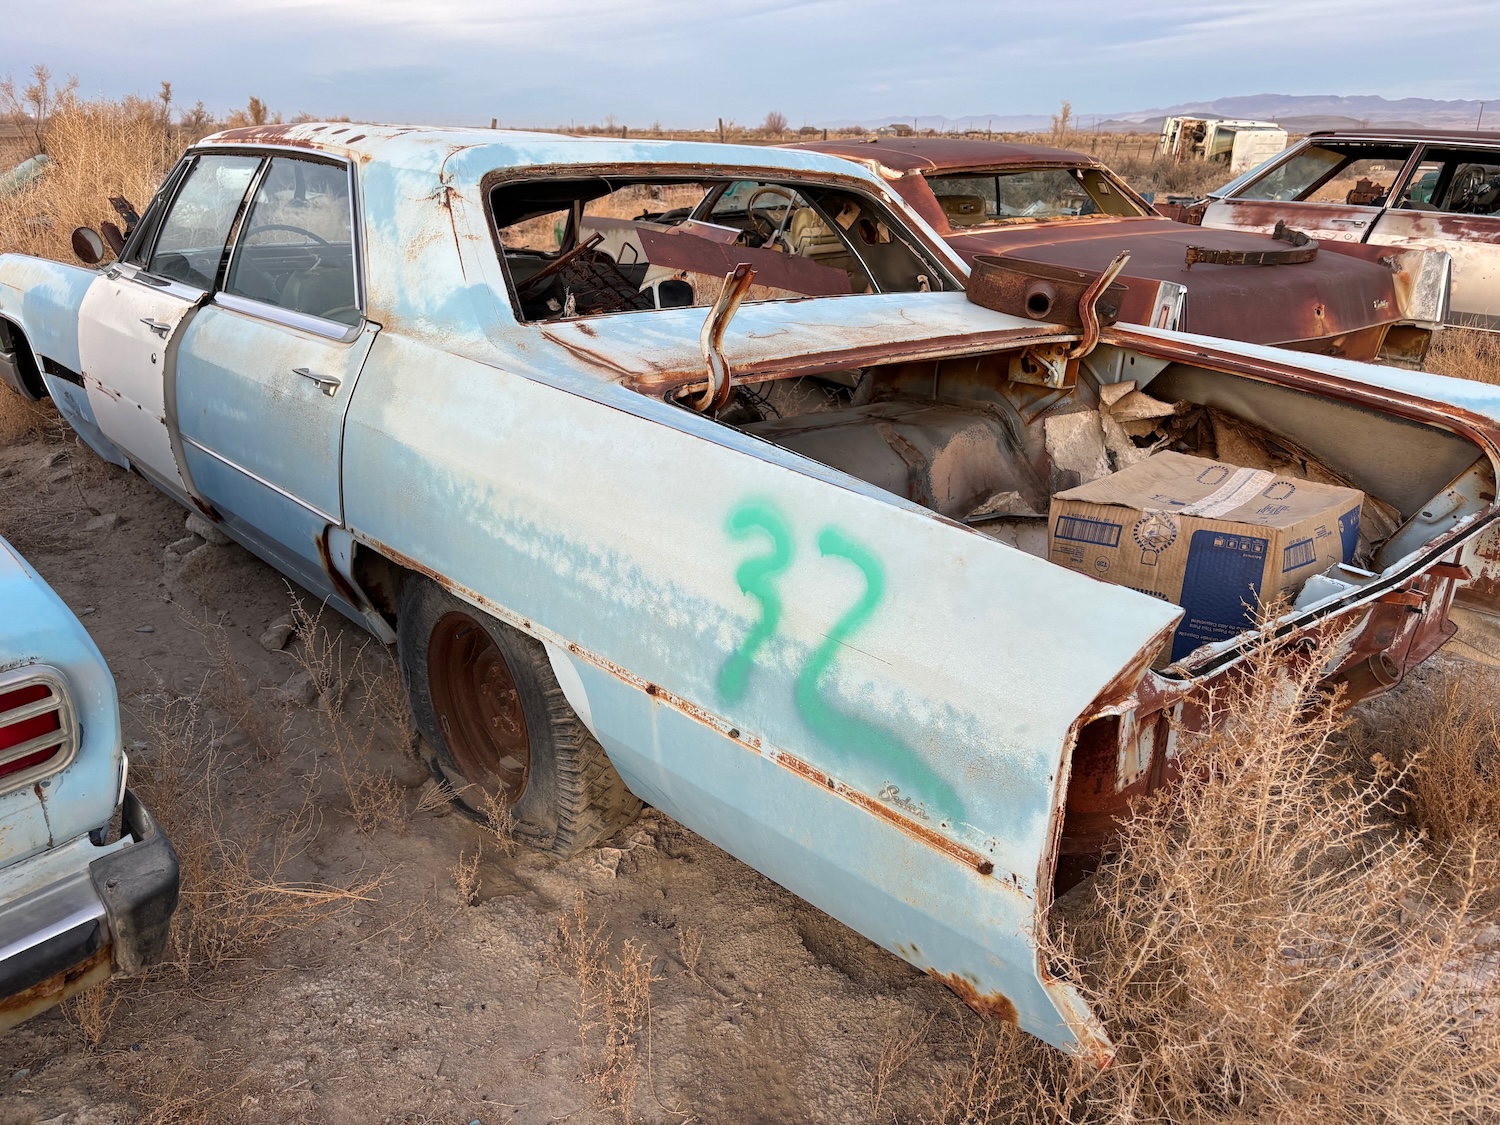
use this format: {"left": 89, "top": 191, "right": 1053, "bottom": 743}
{"left": 350, "top": 542, "right": 414, "bottom": 624}
{"left": 0, "top": 317, "right": 47, "bottom": 400}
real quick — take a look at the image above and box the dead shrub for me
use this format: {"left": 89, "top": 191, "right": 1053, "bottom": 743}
{"left": 1427, "top": 327, "right": 1500, "bottom": 385}
{"left": 62, "top": 981, "right": 122, "bottom": 1047}
{"left": 1039, "top": 632, "right": 1500, "bottom": 1123}
{"left": 0, "top": 386, "right": 48, "bottom": 445}
{"left": 288, "top": 598, "right": 414, "bottom": 834}
{"left": 132, "top": 689, "right": 381, "bottom": 977}
{"left": 1378, "top": 661, "right": 1500, "bottom": 873}
{"left": 554, "top": 894, "right": 662, "bottom": 1124}
{"left": 451, "top": 848, "right": 481, "bottom": 906}
{"left": 0, "top": 92, "right": 181, "bottom": 262}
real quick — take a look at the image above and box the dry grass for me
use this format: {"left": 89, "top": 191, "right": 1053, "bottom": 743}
{"left": 451, "top": 848, "right": 481, "bottom": 906}
{"left": 0, "top": 386, "right": 48, "bottom": 445}
{"left": 133, "top": 650, "right": 383, "bottom": 979}
{"left": 1059, "top": 633, "right": 1500, "bottom": 1122}
{"left": 868, "top": 1011, "right": 934, "bottom": 1122}
{"left": 1427, "top": 327, "right": 1500, "bottom": 384}
{"left": 0, "top": 94, "right": 180, "bottom": 261}
{"left": 910, "top": 630, "right": 1500, "bottom": 1124}
{"left": 554, "top": 894, "right": 662, "bottom": 1124}
{"left": 287, "top": 599, "right": 417, "bottom": 835}
{"left": 61, "top": 981, "right": 122, "bottom": 1048}
{"left": 1382, "top": 662, "right": 1500, "bottom": 867}
{"left": 675, "top": 924, "right": 703, "bottom": 983}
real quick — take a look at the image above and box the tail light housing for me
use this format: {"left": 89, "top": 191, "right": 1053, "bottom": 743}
{"left": 0, "top": 667, "right": 77, "bottom": 790}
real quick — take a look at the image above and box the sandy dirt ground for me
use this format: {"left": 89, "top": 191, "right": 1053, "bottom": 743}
{"left": 0, "top": 410, "right": 1006, "bottom": 1124}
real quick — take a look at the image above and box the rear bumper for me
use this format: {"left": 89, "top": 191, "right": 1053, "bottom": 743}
{"left": 0, "top": 790, "right": 179, "bottom": 1031}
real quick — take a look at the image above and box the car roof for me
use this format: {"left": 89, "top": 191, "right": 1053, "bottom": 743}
{"left": 197, "top": 122, "right": 893, "bottom": 186}
{"left": 1306, "top": 128, "right": 1500, "bottom": 147}
{"left": 782, "top": 137, "right": 1103, "bottom": 174}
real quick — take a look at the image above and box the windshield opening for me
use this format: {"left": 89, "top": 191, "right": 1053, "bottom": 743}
{"left": 1232, "top": 143, "right": 1416, "bottom": 205}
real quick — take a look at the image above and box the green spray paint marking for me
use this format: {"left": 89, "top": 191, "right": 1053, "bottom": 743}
{"left": 717, "top": 502, "right": 794, "bottom": 703}
{"left": 794, "top": 527, "right": 960, "bottom": 814}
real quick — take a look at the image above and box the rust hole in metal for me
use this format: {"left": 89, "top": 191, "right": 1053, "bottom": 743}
{"left": 977, "top": 860, "right": 995, "bottom": 876}
{"left": 927, "top": 970, "right": 1019, "bottom": 1024}
{"left": 427, "top": 611, "right": 531, "bottom": 802}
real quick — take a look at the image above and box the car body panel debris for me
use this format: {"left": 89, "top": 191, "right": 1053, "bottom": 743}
{"left": 1159, "top": 117, "right": 1287, "bottom": 173}
{"left": 1, "top": 123, "right": 1497, "bottom": 1059}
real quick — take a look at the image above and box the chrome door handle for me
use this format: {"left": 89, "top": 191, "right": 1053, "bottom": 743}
{"left": 139, "top": 317, "right": 171, "bottom": 337}
{"left": 1329, "top": 218, "right": 1368, "bottom": 227}
{"left": 292, "top": 367, "right": 341, "bottom": 396}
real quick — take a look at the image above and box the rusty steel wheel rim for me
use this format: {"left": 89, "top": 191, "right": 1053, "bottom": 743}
{"left": 427, "top": 611, "right": 531, "bottom": 801}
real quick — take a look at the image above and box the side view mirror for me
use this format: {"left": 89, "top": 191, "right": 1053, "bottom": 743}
{"left": 71, "top": 226, "right": 106, "bottom": 265}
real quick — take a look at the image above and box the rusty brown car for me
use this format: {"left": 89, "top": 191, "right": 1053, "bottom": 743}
{"left": 788, "top": 137, "right": 1448, "bottom": 365}
{"left": 1193, "top": 128, "right": 1500, "bottom": 332}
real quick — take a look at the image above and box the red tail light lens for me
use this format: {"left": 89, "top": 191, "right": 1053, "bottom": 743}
{"left": 0, "top": 673, "right": 73, "bottom": 784}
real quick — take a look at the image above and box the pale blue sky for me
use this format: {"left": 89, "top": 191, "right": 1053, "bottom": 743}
{"left": 3, "top": 0, "right": 1496, "bottom": 127}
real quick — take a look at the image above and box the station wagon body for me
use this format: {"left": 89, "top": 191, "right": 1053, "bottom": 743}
{"left": 3, "top": 124, "right": 1500, "bottom": 1058}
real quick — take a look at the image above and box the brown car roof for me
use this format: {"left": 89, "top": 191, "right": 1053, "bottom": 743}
{"left": 782, "top": 137, "right": 1103, "bottom": 174}
{"left": 1307, "top": 128, "right": 1500, "bottom": 146}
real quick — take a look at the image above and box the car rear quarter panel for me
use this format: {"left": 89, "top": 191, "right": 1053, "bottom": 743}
{"left": 341, "top": 324, "right": 1182, "bottom": 1054}
{"left": 0, "top": 540, "right": 123, "bottom": 867}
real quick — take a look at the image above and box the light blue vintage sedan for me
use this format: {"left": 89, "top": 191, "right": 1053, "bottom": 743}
{"left": 0, "top": 536, "right": 178, "bottom": 1028}
{"left": 2, "top": 123, "right": 1498, "bottom": 1056}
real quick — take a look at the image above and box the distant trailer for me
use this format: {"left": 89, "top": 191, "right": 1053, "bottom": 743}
{"left": 1159, "top": 117, "right": 1288, "bottom": 173}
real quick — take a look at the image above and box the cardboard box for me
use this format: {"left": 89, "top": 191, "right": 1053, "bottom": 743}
{"left": 1048, "top": 452, "right": 1362, "bottom": 662}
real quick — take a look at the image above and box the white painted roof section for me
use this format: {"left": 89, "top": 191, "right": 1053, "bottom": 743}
{"left": 196, "top": 122, "right": 892, "bottom": 188}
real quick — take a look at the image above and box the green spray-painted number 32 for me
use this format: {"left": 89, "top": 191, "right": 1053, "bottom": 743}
{"left": 717, "top": 501, "right": 960, "bottom": 814}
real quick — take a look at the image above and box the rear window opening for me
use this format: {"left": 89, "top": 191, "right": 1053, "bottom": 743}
{"left": 488, "top": 175, "right": 953, "bottom": 323}
{"left": 925, "top": 166, "right": 1147, "bottom": 227}
{"left": 687, "top": 342, "right": 1494, "bottom": 669}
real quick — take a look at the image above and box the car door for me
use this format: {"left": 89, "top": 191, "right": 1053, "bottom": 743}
{"left": 1202, "top": 140, "right": 1418, "bottom": 243}
{"left": 1366, "top": 144, "right": 1500, "bottom": 329}
{"left": 173, "top": 153, "right": 378, "bottom": 598}
{"left": 76, "top": 153, "right": 262, "bottom": 501}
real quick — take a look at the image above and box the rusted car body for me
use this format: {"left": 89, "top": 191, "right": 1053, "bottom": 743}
{"left": 1, "top": 125, "right": 1498, "bottom": 1060}
{"left": 1196, "top": 129, "right": 1500, "bottom": 331}
{"left": 788, "top": 137, "right": 1449, "bottom": 365}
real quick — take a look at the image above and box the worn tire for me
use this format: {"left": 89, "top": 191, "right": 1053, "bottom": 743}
{"left": 397, "top": 578, "right": 641, "bottom": 856}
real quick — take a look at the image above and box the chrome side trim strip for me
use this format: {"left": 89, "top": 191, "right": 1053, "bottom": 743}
{"left": 179, "top": 435, "right": 341, "bottom": 524}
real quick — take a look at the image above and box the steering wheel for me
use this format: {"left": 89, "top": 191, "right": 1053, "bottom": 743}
{"left": 244, "top": 223, "right": 331, "bottom": 246}
{"left": 1450, "top": 166, "right": 1500, "bottom": 214}
{"left": 744, "top": 186, "right": 798, "bottom": 248}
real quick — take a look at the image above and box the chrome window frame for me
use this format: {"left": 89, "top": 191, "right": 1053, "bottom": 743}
{"left": 133, "top": 151, "right": 267, "bottom": 295}
{"left": 0, "top": 665, "right": 80, "bottom": 798}
{"left": 214, "top": 145, "right": 367, "bottom": 341}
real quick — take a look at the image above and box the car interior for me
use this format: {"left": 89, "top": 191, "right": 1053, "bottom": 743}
{"left": 125, "top": 153, "right": 360, "bottom": 327}
{"left": 923, "top": 167, "right": 1147, "bottom": 226}
{"left": 490, "top": 176, "right": 950, "bottom": 322}
{"left": 1397, "top": 148, "right": 1500, "bottom": 215}
{"left": 664, "top": 343, "right": 1489, "bottom": 628}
